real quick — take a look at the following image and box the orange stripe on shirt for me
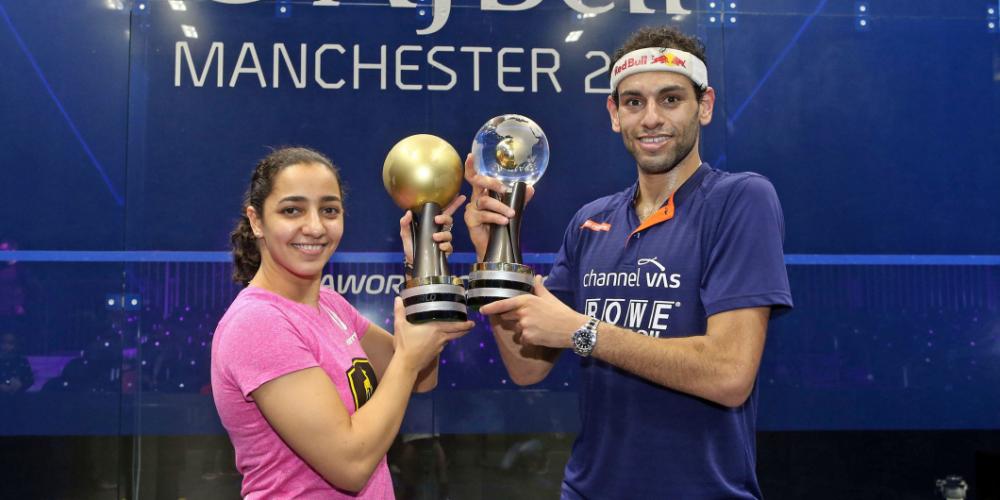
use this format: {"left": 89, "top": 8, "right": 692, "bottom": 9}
{"left": 628, "top": 192, "right": 676, "bottom": 240}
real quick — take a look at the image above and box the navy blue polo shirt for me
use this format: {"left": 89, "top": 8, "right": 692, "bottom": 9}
{"left": 545, "top": 163, "right": 793, "bottom": 500}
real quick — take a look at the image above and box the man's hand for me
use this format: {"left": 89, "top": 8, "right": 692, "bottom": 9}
{"left": 479, "top": 275, "right": 588, "bottom": 349}
{"left": 462, "top": 153, "right": 533, "bottom": 260}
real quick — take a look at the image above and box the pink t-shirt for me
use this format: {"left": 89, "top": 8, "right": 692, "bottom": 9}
{"left": 211, "top": 286, "right": 394, "bottom": 499}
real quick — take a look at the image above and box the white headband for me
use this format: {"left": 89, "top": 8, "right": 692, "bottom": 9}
{"left": 609, "top": 47, "right": 708, "bottom": 91}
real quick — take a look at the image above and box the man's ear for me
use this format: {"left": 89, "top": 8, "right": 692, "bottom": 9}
{"left": 698, "top": 86, "right": 716, "bottom": 126}
{"left": 606, "top": 95, "right": 622, "bottom": 133}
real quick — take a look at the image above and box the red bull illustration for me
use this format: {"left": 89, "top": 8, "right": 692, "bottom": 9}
{"left": 652, "top": 53, "right": 687, "bottom": 68}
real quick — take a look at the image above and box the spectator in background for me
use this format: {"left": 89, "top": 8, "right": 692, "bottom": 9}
{"left": 0, "top": 241, "right": 27, "bottom": 319}
{"left": 0, "top": 240, "right": 43, "bottom": 353}
{"left": 0, "top": 331, "right": 34, "bottom": 394}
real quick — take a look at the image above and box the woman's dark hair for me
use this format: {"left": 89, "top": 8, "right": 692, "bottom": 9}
{"left": 610, "top": 26, "right": 708, "bottom": 104}
{"left": 231, "top": 147, "right": 343, "bottom": 286}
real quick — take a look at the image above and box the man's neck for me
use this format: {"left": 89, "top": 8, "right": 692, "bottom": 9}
{"left": 635, "top": 152, "right": 703, "bottom": 213}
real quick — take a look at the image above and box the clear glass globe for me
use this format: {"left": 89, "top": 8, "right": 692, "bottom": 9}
{"left": 472, "top": 114, "right": 549, "bottom": 187}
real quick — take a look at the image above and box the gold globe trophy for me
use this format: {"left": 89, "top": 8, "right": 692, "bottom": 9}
{"left": 383, "top": 134, "right": 468, "bottom": 323}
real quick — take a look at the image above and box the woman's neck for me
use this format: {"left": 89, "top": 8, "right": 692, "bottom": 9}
{"left": 249, "top": 261, "right": 322, "bottom": 307}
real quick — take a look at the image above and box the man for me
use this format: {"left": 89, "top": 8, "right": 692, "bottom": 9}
{"left": 464, "top": 26, "right": 793, "bottom": 499}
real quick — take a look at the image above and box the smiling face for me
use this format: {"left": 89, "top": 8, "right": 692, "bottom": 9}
{"left": 247, "top": 162, "right": 344, "bottom": 287}
{"left": 607, "top": 71, "right": 714, "bottom": 176}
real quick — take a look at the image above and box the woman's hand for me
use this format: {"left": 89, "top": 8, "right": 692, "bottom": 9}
{"left": 462, "top": 153, "right": 534, "bottom": 260}
{"left": 391, "top": 297, "right": 473, "bottom": 373}
{"left": 399, "top": 195, "right": 467, "bottom": 267}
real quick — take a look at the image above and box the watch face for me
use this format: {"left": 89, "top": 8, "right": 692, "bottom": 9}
{"left": 574, "top": 328, "right": 594, "bottom": 355}
{"left": 573, "top": 319, "right": 598, "bottom": 356}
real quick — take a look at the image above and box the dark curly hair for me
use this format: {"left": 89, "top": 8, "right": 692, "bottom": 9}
{"left": 609, "top": 26, "right": 708, "bottom": 105}
{"left": 230, "top": 147, "right": 343, "bottom": 286}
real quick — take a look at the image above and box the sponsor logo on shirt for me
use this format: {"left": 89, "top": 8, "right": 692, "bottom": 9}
{"left": 322, "top": 305, "right": 348, "bottom": 330}
{"left": 585, "top": 298, "right": 678, "bottom": 338}
{"left": 580, "top": 219, "right": 611, "bottom": 232}
{"left": 346, "top": 358, "right": 378, "bottom": 410}
{"left": 321, "top": 304, "right": 358, "bottom": 345}
{"left": 582, "top": 257, "right": 681, "bottom": 289}
{"left": 581, "top": 257, "right": 683, "bottom": 338}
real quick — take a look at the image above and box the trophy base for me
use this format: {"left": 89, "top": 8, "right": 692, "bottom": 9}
{"left": 401, "top": 276, "right": 468, "bottom": 323}
{"left": 466, "top": 262, "right": 534, "bottom": 310}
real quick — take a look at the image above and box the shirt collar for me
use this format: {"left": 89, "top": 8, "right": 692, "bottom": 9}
{"left": 626, "top": 163, "right": 710, "bottom": 238}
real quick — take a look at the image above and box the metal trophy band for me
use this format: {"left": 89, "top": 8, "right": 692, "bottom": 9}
{"left": 383, "top": 115, "right": 549, "bottom": 320}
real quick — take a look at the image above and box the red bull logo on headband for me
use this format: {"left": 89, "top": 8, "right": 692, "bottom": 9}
{"left": 613, "top": 56, "right": 648, "bottom": 77}
{"left": 610, "top": 47, "right": 708, "bottom": 90}
{"left": 612, "top": 51, "right": 688, "bottom": 78}
{"left": 651, "top": 53, "right": 687, "bottom": 68}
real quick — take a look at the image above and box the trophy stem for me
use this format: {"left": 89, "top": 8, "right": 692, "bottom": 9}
{"left": 414, "top": 202, "right": 444, "bottom": 279}
{"left": 469, "top": 181, "right": 532, "bottom": 311}
{"left": 484, "top": 181, "right": 527, "bottom": 264}
{"left": 404, "top": 202, "right": 467, "bottom": 323}
{"left": 507, "top": 181, "right": 527, "bottom": 264}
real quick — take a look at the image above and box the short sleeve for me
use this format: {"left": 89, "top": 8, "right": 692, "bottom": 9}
{"left": 544, "top": 212, "right": 582, "bottom": 309}
{"left": 701, "top": 175, "right": 794, "bottom": 317}
{"left": 217, "top": 306, "right": 319, "bottom": 399}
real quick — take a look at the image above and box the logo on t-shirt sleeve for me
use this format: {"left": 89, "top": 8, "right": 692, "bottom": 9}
{"left": 581, "top": 219, "right": 611, "bottom": 232}
{"left": 346, "top": 358, "right": 378, "bottom": 409}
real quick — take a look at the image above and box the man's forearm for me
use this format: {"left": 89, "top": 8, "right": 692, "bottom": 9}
{"left": 590, "top": 308, "right": 767, "bottom": 407}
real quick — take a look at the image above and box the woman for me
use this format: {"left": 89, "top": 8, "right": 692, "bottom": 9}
{"left": 211, "top": 147, "right": 472, "bottom": 498}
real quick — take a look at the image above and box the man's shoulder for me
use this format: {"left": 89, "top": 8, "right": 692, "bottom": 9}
{"left": 699, "top": 169, "right": 779, "bottom": 206}
{"left": 571, "top": 185, "right": 634, "bottom": 222}
{"left": 703, "top": 168, "right": 773, "bottom": 191}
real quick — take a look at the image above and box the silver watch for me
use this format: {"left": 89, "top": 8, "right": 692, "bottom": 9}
{"left": 572, "top": 317, "right": 599, "bottom": 357}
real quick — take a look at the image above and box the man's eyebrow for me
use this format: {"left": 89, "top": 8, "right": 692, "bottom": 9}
{"left": 656, "top": 84, "right": 687, "bottom": 94}
{"left": 620, "top": 84, "right": 688, "bottom": 97}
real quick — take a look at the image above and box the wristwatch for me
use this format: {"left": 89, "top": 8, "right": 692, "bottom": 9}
{"left": 572, "top": 317, "right": 599, "bottom": 357}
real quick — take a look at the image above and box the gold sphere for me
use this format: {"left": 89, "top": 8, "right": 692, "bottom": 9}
{"left": 495, "top": 137, "right": 518, "bottom": 170}
{"left": 383, "top": 134, "right": 463, "bottom": 211}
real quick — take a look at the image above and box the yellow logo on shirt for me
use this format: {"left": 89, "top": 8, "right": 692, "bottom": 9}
{"left": 346, "top": 358, "right": 378, "bottom": 409}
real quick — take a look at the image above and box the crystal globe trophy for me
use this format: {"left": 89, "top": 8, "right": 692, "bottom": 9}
{"left": 383, "top": 134, "right": 468, "bottom": 323}
{"left": 466, "top": 114, "right": 550, "bottom": 310}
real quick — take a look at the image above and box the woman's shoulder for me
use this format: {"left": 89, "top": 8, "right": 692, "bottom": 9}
{"left": 217, "top": 288, "right": 291, "bottom": 336}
